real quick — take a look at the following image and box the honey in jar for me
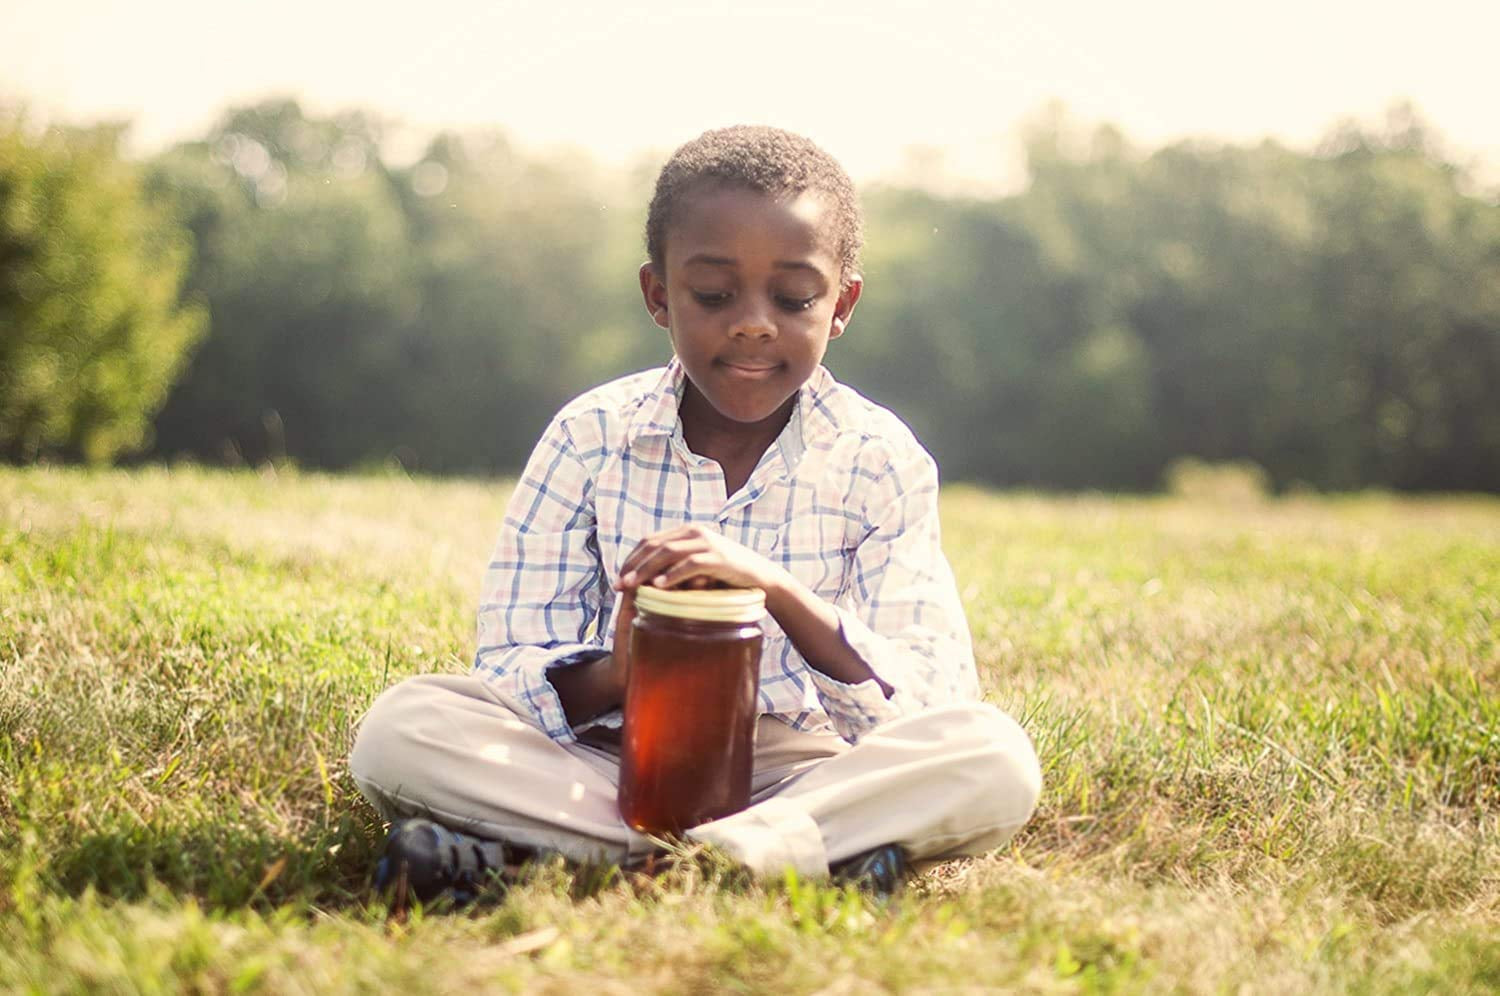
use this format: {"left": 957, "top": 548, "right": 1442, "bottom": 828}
{"left": 617, "top": 585, "right": 766, "bottom": 834}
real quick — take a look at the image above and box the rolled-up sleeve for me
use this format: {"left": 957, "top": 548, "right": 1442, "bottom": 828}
{"left": 807, "top": 445, "right": 978, "bottom": 741}
{"left": 472, "top": 417, "right": 609, "bottom": 743}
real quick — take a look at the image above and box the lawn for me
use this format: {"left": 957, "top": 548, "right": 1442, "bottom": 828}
{"left": 1, "top": 465, "right": 1496, "bottom": 993}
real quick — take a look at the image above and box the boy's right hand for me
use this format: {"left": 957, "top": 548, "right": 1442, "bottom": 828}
{"left": 550, "top": 588, "right": 636, "bottom": 727}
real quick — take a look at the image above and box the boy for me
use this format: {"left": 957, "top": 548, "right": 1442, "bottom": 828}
{"left": 349, "top": 126, "right": 1041, "bottom": 902}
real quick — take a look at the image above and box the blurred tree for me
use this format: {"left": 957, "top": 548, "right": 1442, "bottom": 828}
{"left": 128, "top": 97, "right": 1498, "bottom": 491}
{"left": 145, "top": 99, "right": 647, "bottom": 473}
{"left": 382, "top": 129, "right": 638, "bottom": 471}
{"left": 1013, "top": 122, "right": 1306, "bottom": 484}
{"left": 846, "top": 188, "right": 1152, "bottom": 487}
{"left": 0, "top": 107, "right": 204, "bottom": 463}
{"left": 1008, "top": 106, "right": 1500, "bottom": 491}
{"left": 145, "top": 99, "right": 421, "bottom": 467}
{"left": 1302, "top": 109, "right": 1500, "bottom": 489}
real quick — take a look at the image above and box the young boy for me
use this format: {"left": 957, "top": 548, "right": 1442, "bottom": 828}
{"left": 349, "top": 126, "right": 1041, "bottom": 902}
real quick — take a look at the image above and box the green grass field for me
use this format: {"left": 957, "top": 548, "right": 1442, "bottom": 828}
{"left": 1, "top": 465, "right": 1496, "bottom": 993}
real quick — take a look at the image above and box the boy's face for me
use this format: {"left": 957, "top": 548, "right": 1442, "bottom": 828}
{"left": 639, "top": 185, "right": 862, "bottom": 430}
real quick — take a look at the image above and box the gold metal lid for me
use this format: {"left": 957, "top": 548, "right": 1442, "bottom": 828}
{"left": 632, "top": 585, "right": 767, "bottom": 623}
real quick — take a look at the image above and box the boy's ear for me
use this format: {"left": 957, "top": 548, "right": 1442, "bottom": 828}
{"left": 639, "top": 263, "right": 670, "bottom": 330}
{"left": 829, "top": 274, "right": 863, "bottom": 341}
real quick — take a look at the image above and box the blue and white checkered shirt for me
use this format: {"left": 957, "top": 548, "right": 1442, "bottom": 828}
{"left": 473, "top": 358, "right": 978, "bottom": 744}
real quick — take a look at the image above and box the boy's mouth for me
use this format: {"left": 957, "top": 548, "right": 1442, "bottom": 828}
{"left": 719, "top": 360, "right": 781, "bottom": 379}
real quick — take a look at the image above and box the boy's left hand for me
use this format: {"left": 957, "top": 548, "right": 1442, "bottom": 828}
{"left": 615, "top": 524, "right": 785, "bottom": 593}
{"left": 617, "top": 524, "right": 886, "bottom": 694}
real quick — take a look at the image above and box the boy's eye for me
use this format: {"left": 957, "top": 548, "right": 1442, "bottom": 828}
{"left": 779, "top": 296, "right": 816, "bottom": 312}
{"left": 692, "top": 291, "right": 730, "bottom": 308}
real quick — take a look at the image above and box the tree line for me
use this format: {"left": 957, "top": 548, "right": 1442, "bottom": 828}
{"left": 2, "top": 98, "right": 1496, "bottom": 491}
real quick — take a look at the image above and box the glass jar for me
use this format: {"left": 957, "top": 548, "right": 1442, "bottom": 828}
{"left": 617, "top": 585, "right": 766, "bottom": 834}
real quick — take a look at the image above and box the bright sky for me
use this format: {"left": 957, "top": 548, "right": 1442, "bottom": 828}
{"left": 3, "top": 0, "right": 1496, "bottom": 193}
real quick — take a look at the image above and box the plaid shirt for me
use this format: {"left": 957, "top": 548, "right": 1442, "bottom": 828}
{"left": 473, "top": 358, "right": 977, "bottom": 744}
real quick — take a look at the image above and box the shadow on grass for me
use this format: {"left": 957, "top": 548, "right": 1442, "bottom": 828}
{"left": 33, "top": 812, "right": 387, "bottom": 912}
{"left": 28, "top": 803, "right": 892, "bottom": 920}
{"left": 25, "top": 813, "right": 747, "bottom": 915}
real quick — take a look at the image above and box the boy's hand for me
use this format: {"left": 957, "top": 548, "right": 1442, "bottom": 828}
{"left": 615, "top": 525, "right": 787, "bottom": 593}
{"left": 615, "top": 524, "right": 889, "bottom": 696}
{"left": 551, "top": 586, "right": 636, "bottom": 726}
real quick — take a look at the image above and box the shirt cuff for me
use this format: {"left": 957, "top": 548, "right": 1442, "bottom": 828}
{"left": 473, "top": 643, "right": 608, "bottom": 745}
{"left": 805, "top": 608, "right": 908, "bottom": 742}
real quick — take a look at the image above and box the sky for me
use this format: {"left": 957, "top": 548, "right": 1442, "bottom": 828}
{"left": 3, "top": 0, "right": 1496, "bottom": 194}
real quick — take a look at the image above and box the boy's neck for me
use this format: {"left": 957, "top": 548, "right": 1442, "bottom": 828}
{"left": 678, "top": 381, "right": 796, "bottom": 491}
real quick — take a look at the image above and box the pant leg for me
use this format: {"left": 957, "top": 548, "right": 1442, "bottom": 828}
{"left": 749, "top": 716, "right": 847, "bottom": 798}
{"left": 348, "top": 673, "right": 649, "bottom": 864}
{"left": 351, "top": 676, "right": 1041, "bottom": 879}
{"left": 687, "top": 702, "right": 1042, "bottom": 877}
{"left": 346, "top": 673, "right": 849, "bottom": 864}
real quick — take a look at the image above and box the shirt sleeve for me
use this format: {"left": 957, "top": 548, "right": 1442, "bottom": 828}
{"left": 472, "top": 415, "right": 609, "bottom": 744}
{"left": 806, "top": 442, "right": 979, "bottom": 741}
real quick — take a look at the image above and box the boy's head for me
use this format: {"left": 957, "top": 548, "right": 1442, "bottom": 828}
{"left": 639, "top": 126, "right": 866, "bottom": 430}
{"left": 645, "top": 126, "right": 863, "bottom": 289}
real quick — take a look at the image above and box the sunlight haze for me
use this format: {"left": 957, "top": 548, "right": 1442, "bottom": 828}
{"left": 3, "top": 0, "right": 1496, "bottom": 191}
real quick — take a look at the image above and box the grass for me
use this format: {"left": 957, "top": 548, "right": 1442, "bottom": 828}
{"left": 1, "top": 464, "right": 1496, "bottom": 993}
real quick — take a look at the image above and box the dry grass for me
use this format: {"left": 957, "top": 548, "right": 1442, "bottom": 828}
{"left": 1, "top": 465, "right": 1496, "bottom": 992}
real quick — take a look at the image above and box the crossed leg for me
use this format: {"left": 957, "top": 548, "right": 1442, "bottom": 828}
{"left": 349, "top": 672, "right": 1042, "bottom": 877}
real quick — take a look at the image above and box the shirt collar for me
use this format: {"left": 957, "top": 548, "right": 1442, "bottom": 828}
{"left": 624, "top": 358, "right": 685, "bottom": 445}
{"left": 795, "top": 364, "right": 849, "bottom": 452}
{"left": 625, "top": 357, "right": 850, "bottom": 463}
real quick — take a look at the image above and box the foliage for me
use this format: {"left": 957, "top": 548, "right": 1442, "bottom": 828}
{"left": 851, "top": 111, "right": 1499, "bottom": 491}
{"left": 851, "top": 186, "right": 1155, "bottom": 487}
{"left": 141, "top": 101, "right": 421, "bottom": 468}
{"left": 1011, "top": 105, "right": 1500, "bottom": 491}
{"left": 143, "top": 99, "right": 650, "bottom": 473}
{"left": 14, "top": 96, "right": 1497, "bottom": 490}
{"left": 0, "top": 108, "right": 204, "bottom": 463}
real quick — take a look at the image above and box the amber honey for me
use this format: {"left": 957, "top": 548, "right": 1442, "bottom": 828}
{"left": 617, "top": 586, "right": 765, "bottom": 834}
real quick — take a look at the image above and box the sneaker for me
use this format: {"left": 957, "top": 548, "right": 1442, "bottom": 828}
{"left": 830, "top": 843, "right": 909, "bottom": 898}
{"left": 372, "top": 818, "right": 510, "bottom": 907}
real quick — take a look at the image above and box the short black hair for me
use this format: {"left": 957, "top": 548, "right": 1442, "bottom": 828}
{"left": 645, "top": 125, "right": 863, "bottom": 286}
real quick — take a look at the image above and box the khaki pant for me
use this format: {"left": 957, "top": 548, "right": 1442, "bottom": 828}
{"left": 349, "top": 673, "right": 1042, "bottom": 877}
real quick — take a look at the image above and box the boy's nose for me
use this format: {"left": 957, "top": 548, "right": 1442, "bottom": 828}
{"left": 729, "top": 302, "right": 777, "bottom": 340}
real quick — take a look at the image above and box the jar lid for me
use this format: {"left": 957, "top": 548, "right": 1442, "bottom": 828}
{"left": 633, "top": 585, "right": 767, "bottom": 623}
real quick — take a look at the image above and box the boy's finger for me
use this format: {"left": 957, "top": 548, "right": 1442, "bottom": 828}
{"left": 618, "top": 538, "right": 657, "bottom": 577}
{"left": 624, "top": 524, "right": 713, "bottom": 564}
{"left": 619, "top": 549, "right": 675, "bottom": 587}
{"left": 652, "top": 554, "right": 715, "bottom": 588}
{"left": 622, "top": 538, "right": 709, "bottom": 586}
{"left": 619, "top": 527, "right": 699, "bottom": 576}
{"left": 619, "top": 548, "right": 667, "bottom": 582}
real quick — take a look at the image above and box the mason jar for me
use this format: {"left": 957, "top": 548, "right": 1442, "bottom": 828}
{"left": 617, "top": 585, "right": 766, "bottom": 834}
